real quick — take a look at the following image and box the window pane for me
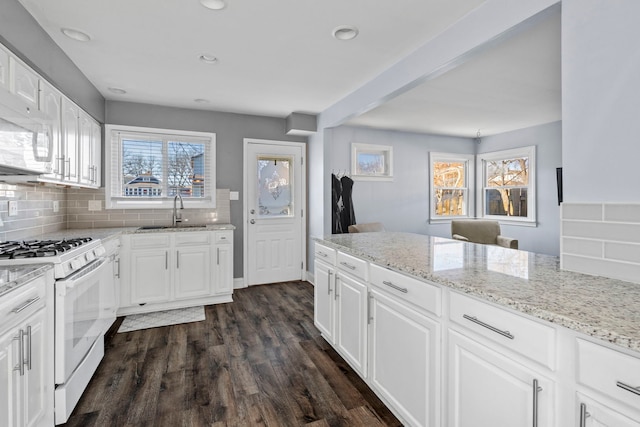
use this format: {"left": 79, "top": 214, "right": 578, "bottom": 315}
{"left": 167, "top": 141, "right": 206, "bottom": 198}
{"left": 257, "top": 157, "right": 292, "bottom": 217}
{"left": 485, "top": 188, "right": 528, "bottom": 217}
{"left": 122, "top": 138, "right": 163, "bottom": 197}
{"left": 434, "top": 189, "right": 466, "bottom": 216}
{"left": 434, "top": 162, "right": 465, "bottom": 188}
{"left": 486, "top": 157, "right": 529, "bottom": 187}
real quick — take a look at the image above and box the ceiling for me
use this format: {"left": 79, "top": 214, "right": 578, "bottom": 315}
{"left": 345, "top": 7, "right": 561, "bottom": 137}
{"left": 18, "top": 1, "right": 560, "bottom": 139}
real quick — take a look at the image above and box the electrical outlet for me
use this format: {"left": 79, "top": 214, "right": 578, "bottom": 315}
{"left": 88, "top": 200, "right": 102, "bottom": 211}
{"left": 53, "top": 201, "right": 60, "bottom": 213}
{"left": 8, "top": 200, "right": 18, "bottom": 217}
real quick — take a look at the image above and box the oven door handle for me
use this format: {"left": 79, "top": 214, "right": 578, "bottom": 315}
{"left": 57, "top": 258, "right": 108, "bottom": 295}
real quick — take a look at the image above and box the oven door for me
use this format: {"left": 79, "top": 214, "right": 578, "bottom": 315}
{"left": 54, "top": 257, "right": 109, "bottom": 385}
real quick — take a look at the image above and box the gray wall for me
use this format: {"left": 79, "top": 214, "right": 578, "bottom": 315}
{"left": 105, "top": 101, "right": 306, "bottom": 278}
{"left": 0, "top": 0, "right": 105, "bottom": 121}
{"left": 477, "top": 121, "right": 562, "bottom": 255}
{"left": 327, "top": 125, "right": 475, "bottom": 236}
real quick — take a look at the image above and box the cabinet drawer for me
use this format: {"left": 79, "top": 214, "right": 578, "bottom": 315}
{"left": 577, "top": 339, "right": 640, "bottom": 408}
{"left": 449, "top": 292, "right": 556, "bottom": 369}
{"left": 0, "top": 276, "right": 46, "bottom": 329}
{"left": 315, "top": 243, "right": 336, "bottom": 265}
{"left": 130, "top": 234, "right": 171, "bottom": 249}
{"left": 215, "top": 231, "right": 233, "bottom": 244}
{"left": 369, "top": 263, "right": 441, "bottom": 317}
{"left": 337, "top": 251, "right": 367, "bottom": 281}
{"left": 175, "top": 231, "right": 211, "bottom": 246}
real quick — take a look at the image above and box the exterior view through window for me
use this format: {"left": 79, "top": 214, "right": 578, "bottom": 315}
{"left": 484, "top": 156, "right": 529, "bottom": 217}
{"left": 121, "top": 138, "right": 206, "bottom": 199}
{"left": 433, "top": 161, "right": 467, "bottom": 216}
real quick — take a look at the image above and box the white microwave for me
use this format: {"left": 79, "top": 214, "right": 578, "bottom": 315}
{"left": 0, "top": 89, "right": 54, "bottom": 175}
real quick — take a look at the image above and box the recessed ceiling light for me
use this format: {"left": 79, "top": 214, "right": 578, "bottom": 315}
{"left": 200, "top": 0, "right": 226, "bottom": 10}
{"left": 199, "top": 54, "right": 218, "bottom": 64}
{"left": 107, "top": 87, "right": 127, "bottom": 95}
{"left": 332, "top": 26, "right": 359, "bottom": 41}
{"left": 61, "top": 28, "right": 91, "bottom": 42}
{"left": 194, "top": 98, "right": 210, "bottom": 104}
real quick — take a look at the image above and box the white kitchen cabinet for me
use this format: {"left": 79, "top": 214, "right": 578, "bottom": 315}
{"left": 0, "top": 271, "right": 54, "bottom": 427}
{"left": 335, "top": 271, "right": 368, "bottom": 377}
{"left": 39, "top": 82, "right": 64, "bottom": 180}
{"left": 577, "top": 393, "right": 640, "bottom": 427}
{"left": 314, "top": 258, "right": 335, "bottom": 342}
{"left": 78, "top": 110, "right": 100, "bottom": 187}
{"left": 120, "top": 230, "right": 234, "bottom": 315}
{"left": 61, "top": 98, "right": 79, "bottom": 182}
{"left": 448, "top": 329, "right": 554, "bottom": 427}
{"left": 9, "top": 58, "right": 39, "bottom": 109}
{"left": 369, "top": 288, "right": 440, "bottom": 427}
{"left": 0, "top": 45, "right": 9, "bottom": 92}
{"left": 214, "top": 231, "right": 233, "bottom": 295}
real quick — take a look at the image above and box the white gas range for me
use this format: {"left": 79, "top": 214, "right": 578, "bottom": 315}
{"left": 0, "top": 236, "right": 116, "bottom": 424}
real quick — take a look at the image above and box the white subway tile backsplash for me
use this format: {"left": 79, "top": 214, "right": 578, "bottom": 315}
{"left": 561, "top": 202, "right": 640, "bottom": 284}
{"left": 604, "top": 204, "right": 640, "bottom": 223}
{"left": 563, "top": 254, "right": 640, "bottom": 284}
{"left": 562, "top": 237, "right": 603, "bottom": 257}
{"left": 604, "top": 242, "right": 640, "bottom": 264}
{"left": 561, "top": 203, "right": 603, "bottom": 221}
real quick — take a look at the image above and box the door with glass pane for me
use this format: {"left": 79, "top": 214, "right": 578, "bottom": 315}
{"left": 244, "top": 139, "right": 305, "bottom": 286}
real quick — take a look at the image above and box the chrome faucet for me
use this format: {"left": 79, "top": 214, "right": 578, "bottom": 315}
{"left": 172, "top": 194, "right": 184, "bottom": 226}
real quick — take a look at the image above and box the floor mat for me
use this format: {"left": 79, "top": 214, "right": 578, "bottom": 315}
{"left": 117, "top": 306, "right": 205, "bottom": 333}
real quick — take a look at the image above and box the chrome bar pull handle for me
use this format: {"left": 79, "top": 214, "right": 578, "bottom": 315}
{"left": 327, "top": 271, "right": 333, "bottom": 295}
{"left": 367, "top": 293, "right": 373, "bottom": 325}
{"left": 463, "top": 314, "right": 515, "bottom": 339}
{"left": 217, "top": 248, "right": 220, "bottom": 265}
{"left": 579, "top": 403, "right": 590, "bottom": 427}
{"left": 65, "top": 158, "right": 71, "bottom": 178}
{"left": 165, "top": 251, "right": 168, "bottom": 269}
{"left": 13, "top": 330, "right": 25, "bottom": 376}
{"left": 176, "top": 251, "right": 180, "bottom": 268}
{"left": 318, "top": 252, "right": 328, "bottom": 258}
{"left": 532, "top": 379, "right": 542, "bottom": 427}
{"left": 339, "top": 261, "right": 356, "bottom": 270}
{"left": 616, "top": 381, "right": 640, "bottom": 396}
{"left": 382, "top": 280, "right": 408, "bottom": 293}
{"left": 25, "top": 326, "right": 32, "bottom": 371}
{"left": 11, "top": 297, "right": 40, "bottom": 314}
{"left": 334, "top": 275, "right": 339, "bottom": 300}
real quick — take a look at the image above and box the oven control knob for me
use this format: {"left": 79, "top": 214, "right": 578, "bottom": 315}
{"left": 94, "top": 246, "right": 106, "bottom": 257}
{"left": 85, "top": 251, "right": 96, "bottom": 262}
{"left": 71, "top": 259, "right": 85, "bottom": 270}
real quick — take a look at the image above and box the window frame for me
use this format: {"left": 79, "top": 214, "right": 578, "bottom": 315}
{"left": 476, "top": 146, "right": 536, "bottom": 225}
{"left": 104, "top": 124, "right": 216, "bottom": 210}
{"left": 429, "top": 152, "right": 475, "bottom": 223}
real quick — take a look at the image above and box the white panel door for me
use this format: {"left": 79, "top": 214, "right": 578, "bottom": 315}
{"left": 174, "top": 246, "right": 211, "bottom": 299}
{"left": 335, "top": 272, "right": 368, "bottom": 377}
{"left": 245, "top": 139, "right": 305, "bottom": 285}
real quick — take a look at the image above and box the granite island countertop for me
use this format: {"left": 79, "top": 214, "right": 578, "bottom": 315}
{"left": 0, "top": 264, "right": 53, "bottom": 298}
{"left": 316, "top": 232, "right": 640, "bottom": 353}
{"left": 33, "top": 224, "right": 236, "bottom": 242}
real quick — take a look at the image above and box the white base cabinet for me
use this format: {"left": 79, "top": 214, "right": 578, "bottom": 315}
{"left": 119, "top": 230, "right": 234, "bottom": 315}
{"left": 313, "top": 258, "right": 335, "bottom": 342}
{"left": 0, "top": 270, "right": 54, "bottom": 427}
{"left": 335, "top": 272, "right": 368, "bottom": 378}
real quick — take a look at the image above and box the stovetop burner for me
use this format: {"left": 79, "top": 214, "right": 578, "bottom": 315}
{"left": 0, "top": 237, "right": 93, "bottom": 259}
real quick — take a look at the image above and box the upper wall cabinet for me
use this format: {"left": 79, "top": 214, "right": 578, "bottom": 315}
{"left": 0, "top": 41, "right": 101, "bottom": 189}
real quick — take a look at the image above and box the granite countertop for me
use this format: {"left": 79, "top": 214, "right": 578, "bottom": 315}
{"left": 34, "top": 224, "right": 235, "bottom": 242}
{"left": 0, "top": 264, "right": 53, "bottom": 298}
{"left": 316, "top": 232, "right": 640, "bottom": 353}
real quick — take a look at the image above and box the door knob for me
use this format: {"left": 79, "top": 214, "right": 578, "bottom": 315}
{"left": 250, "top": 219, "right": 255, "bottom": 224}
{"left": 250, "top": 209, "right": 255, "bottom": 214}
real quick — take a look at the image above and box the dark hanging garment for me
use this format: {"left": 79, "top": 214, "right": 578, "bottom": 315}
{"left": 331, "top": 173, "right": 343, "bottom": 234}
{"left": 340, "top": 175, "right": 356, "bottom": 232}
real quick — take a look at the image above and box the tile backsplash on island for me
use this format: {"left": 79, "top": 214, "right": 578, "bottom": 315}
{"left": 561, "top": 203, "right": 640, "bottom": 284}
{"left": 0, "top": 183, "right": 231, "bottom": 240}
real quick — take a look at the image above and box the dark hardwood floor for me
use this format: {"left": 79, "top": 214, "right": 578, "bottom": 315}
{"left": 62, "top": 282, "right": 402, "bottom": 426}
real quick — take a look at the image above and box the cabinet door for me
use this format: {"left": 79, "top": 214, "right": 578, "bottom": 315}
{"left": 61, "top": 98, "right": 79, "bottom": 182}
{"left": 314, "top": 260, "right": 335, "bottom": 342}
{"left": 78, "top": 111, "right": 93, "bottom": 185}
{"left": 40, "top": 82, "right": 63, "bottom": 179}
{"left": 91, "top": 121, "right": 101, "bottom": 187}
{"left": 369, "top": 289, "right": 440, "bottom": 427}
{"left": 0, "top": 46, "right": 9, "bottom": 92}
{"left": 21, "top": 309, "right": 47, "bottom": 427}
{"left": 448, "top": 330, "right": 554, "bottom": 427}
{"left": 335, "top": 273, "right": 368, "bottom": 377}
{"left": 215, "top": 244, "right": 233, "bottom": 295}
{"left": 0, "top": 330, "right": 17, "bottom": 427}
{"left": 130, "top": 249, "right": 171, "bottom": 304}
{"left": 175, "top": 246, "right": 211, "bottom": 299}
{"left": 577, "top": 394, "right": 640, "bottom": 427}
{"left": 10, "top": 58, "right": 39, "bottom": 109}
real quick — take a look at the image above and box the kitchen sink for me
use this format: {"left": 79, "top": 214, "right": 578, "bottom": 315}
{"left": 137, "top": 225, "right": 170, "bottom": 230}
{"left": 137, "top": 224, "right": 208, "bottom": 231}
